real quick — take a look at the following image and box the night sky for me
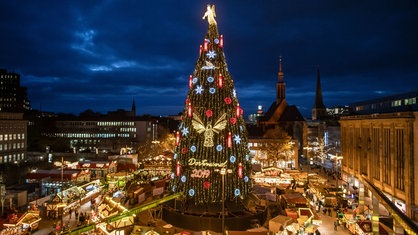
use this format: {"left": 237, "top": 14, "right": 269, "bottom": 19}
{"left": 1, "top": 1, "right": 417, "bottom": 118}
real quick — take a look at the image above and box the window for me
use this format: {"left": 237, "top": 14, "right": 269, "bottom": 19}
{"left": 395, "top": 129, "right": 405, "bottom": 191}
{"left": 382, "top": 128, "right": 391, "bottom": 185}
{"left": 372, "top": 128, "right": 380, "bottom": 180}
{"left": 404, "top": 97, "right": 416, "bottom": 105}
{"left": 391, "top": 100, "right": 402, "bottom": 107}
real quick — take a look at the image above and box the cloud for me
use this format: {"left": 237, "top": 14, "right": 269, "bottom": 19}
{"left": 1, "top": 0, "right": 417, "bottom": 117}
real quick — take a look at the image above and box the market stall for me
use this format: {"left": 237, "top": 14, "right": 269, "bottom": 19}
{"left": 2, "top": 211, "right": 41, "bottom": 234}
{"left": 354, "top": 220, "right": 394, "bottom": 235}
{"left": 339, "top": 213, "right": 365, "bottom": 234}
{"left": 95, "top": 196, "right": 135, "bottom": 235}
{"left": 269, "top": 215, "right": 293, "bottom": 234}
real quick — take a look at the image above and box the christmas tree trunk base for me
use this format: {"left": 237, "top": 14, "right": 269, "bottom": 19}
{"left": 162, "top": 197, "right": 267, "bottom": 232}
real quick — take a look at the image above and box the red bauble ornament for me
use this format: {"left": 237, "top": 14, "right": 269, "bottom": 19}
{"left": 224, "top": 97, "right": 232, "bottom": 104}
{"left": 206, "top": 109, "right": 213, "bottom": 117}
{"left": 181, "top": 147, "right": 188, "bottom": 154}
{"left": 203, "top": 181, "right": 211, "bottom": 189}
{"left": 230, "top": 117, "right": 236, "bottom": 124}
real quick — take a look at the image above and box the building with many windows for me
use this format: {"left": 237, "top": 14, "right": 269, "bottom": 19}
{"left": 0, "top": 69, "right": 31, "bottom": 112}
{"left": 0, "top": 112, "right": 28, "bottom": 165}
{"left": 340, "top": 90, "right": 418, "bottom": 232}
{"left": 27, "top": 108, "right": 179, "bottom": 155}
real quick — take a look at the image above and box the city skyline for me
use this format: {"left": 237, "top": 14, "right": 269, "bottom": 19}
{"left": 1, "top": 1, "right": 417, "bottom": 117}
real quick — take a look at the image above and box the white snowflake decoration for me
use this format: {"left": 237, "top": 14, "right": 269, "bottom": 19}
{"left": 233, "top": 134, "right": 241, "bottom": 144}
{"left": 233, "top": 89, "right": 237, "bottom": 98}
{"left": 195, "top": 85, "right": 204, "bottom": 94}
{"left": 181, "top": 127, "right": 189, "bottom": 136}
{"left": 206, "top": 50, "right": 217, "bottom": 59}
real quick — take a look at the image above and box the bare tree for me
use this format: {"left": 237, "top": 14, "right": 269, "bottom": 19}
{"left": 255, "top": 126, "right": 296, "bottom": 168}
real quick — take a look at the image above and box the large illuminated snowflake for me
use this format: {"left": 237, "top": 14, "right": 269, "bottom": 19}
{"left": 206, "top": 50, "right": 217, "bottom": 59}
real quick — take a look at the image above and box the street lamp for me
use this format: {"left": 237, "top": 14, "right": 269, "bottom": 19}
{"left": 220, "top": 168, "right": 226, "bottom": 235}
{"left": 218, "top": 167, "right": 232, "bottom": 234}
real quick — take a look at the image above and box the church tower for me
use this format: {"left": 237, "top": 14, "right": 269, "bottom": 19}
{"left": 276, "top": 57, "right": 285, "bottom": 105}
{"left": 312, "top": 69, "right": 327, "bottom": 120}
{"left": 131, "top": 98, "right": 136, "bottom": 117}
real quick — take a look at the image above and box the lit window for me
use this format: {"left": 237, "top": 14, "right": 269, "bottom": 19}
{"left": 405, "top": 97, "right": 416, "bottom": 105}
{"left": 392, "top": 100, "right": 402, "bottom": 107}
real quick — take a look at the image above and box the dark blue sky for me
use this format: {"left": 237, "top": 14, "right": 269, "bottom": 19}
{"left": 1, "top": 1, "right": 417, "bottom": 118}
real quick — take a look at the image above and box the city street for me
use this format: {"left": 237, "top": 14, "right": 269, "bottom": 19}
{"left": 33, "top": 197, "right": 95, "bottom": 235}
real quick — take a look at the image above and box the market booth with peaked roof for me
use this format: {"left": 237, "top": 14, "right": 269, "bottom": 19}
{"left": 2, "top": 210, "right": 41, "bottom": 234}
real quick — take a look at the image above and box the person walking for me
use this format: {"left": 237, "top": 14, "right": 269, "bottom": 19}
{"left": 75, "top": 210, "right": 79, "bottom": 220}
{"left": 334, "top": 220, "right": 338, "bottom": 231}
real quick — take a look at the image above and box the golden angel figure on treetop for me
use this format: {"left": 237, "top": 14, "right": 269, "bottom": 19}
{"left": 202, "top": 4, "right": 216, "bottom": 25}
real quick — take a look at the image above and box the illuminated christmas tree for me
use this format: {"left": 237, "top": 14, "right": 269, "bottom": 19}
{"left": 169, "top": 4, "right": 252, "bottom": 208}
